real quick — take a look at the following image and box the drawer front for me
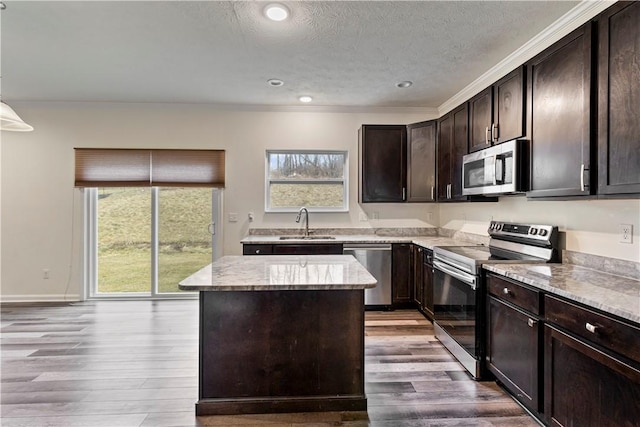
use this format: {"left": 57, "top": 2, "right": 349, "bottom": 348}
{"left": 243, "top": 244, "right": 273, "bottom": 255}
{"left": 272, "top": 244, "right": 343, "bottom": 255}
{"left": 545, "top": 294, "right": 640, "bottom": 363}
{"left": 487, "top": 273, "right": 541, "bottom": 315}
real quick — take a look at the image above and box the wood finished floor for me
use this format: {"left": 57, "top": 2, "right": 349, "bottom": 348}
{"left": 0, "top": 301, "right": 539, "bottom": 426}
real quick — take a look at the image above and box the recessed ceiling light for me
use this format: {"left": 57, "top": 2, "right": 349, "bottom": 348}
{"left": 267, "top": 79, "right": 284, "bottom": 87}
{"left": 264, "top": 3, "right": 289, "bottom": 21}
{"left": 298, "top": 96, "right": 313, "bottom": 103}
{"left": 396, "top": 81, "right": 413, "bottom": 88}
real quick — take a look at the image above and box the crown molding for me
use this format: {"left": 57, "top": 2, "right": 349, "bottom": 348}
{"left": 438, "top": 0, "right": 616, "bottom": 116}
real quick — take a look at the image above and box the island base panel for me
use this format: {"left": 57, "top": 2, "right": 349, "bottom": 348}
{"left": 199, "top": 290, "right": 366, "bottom": 415}
{"left": 195, "top": 395, "right": 367, "bottom": 416}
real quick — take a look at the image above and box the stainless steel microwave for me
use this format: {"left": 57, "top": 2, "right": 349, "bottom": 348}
{"left": 462, "top": 139, "right": 529, "bottom": 196}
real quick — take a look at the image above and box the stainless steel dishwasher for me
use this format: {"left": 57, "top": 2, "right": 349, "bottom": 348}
{"left": 343, "top": 244, "right": 392, "bottom": 306}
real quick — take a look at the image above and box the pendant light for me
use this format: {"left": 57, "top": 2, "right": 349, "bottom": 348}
{"left": 0, "top": 101, "right": 34, "bottom": 132}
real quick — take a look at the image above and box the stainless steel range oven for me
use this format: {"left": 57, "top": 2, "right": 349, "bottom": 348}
{"left": 432, "top": 221, "right": 559, "bottom": 379}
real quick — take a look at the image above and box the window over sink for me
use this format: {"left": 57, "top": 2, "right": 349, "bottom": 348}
{"left": 265, "top": 150, "right": 348, "bottom": 212}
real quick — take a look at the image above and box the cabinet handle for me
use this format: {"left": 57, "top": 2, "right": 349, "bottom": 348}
{"left": 485, "top": 126, "right": 490, "bottom": 145}
{"left": 580, "top": 164, "right": 585, "bottom": 192}
{"left": 447, "top": 184, "right": 452, "bottom": 199}
{"left": 431, "top": 186, "right": 434, "bottom": 201}
{"left": 492, "top": 123, "right": 499, "bottom": 142}
{"left": 585, "top": 322, "right": 597, "bottom": 334}
{"left": 527, "top": 318, "right": 537, "bottom": 328}
{"left": 255, "top": 249, "right": 261, "bottom": 254}
{"left": 403, "top": 187, "right": 406, "bottom": 201}
{"left": 502, "top": 287, "right": 510, "bottom": 295}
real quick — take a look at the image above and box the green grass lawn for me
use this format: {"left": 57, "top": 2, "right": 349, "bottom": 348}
{"left": 97, "top": 188, "right": 213, "bottom": 294}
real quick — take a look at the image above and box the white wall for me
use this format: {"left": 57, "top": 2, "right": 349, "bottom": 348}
{"left": 440, "top": 196, "right": 640, "bottom": 263}
{"left": 2, "top": 103, "right": 639, "bottom": 302}
{"left": 0, "top": 102, "right": 435, "bottom": 301}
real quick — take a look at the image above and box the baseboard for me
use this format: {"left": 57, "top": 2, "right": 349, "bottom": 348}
{"left": 0, "top": 294, "right": 81, "bottom": 303}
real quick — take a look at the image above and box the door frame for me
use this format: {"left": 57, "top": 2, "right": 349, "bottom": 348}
{"left": 84, "top": 187, "right": 222, "bottom": 300}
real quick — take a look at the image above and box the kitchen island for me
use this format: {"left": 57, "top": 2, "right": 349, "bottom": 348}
{"left": 179, "top": 255, "right": 377, "bottom": 416}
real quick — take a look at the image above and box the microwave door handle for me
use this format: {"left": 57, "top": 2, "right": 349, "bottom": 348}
{"left": 492, "top": 155, "right": 497, "bottom": 185}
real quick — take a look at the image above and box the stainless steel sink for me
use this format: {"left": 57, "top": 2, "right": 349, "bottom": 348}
{"left": 278, "top": 235, "right": 336, "bottom": 240}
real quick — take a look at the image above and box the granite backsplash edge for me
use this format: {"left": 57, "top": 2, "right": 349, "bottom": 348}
{"left": 562, "top": 250, "right": 640, "bottom": 281}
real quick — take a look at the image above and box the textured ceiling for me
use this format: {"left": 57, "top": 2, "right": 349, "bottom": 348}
{"left": 1, "top": 1, "right": 579, "bottom": 108}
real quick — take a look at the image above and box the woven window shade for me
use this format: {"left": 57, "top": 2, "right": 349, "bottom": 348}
{"left": 151, "top": 150, "right": 225, "bottom": 187}
{"left": 74, "top": 148, "right": 225, "bottom": 188}
{"left": 74, "top": 149, "right": 150, "bottom": 187}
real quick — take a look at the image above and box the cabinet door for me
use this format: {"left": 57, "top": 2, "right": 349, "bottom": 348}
{"left": 598, "top": 1, "right": 640, "bottom": 195}
{"left": 451, "top": 104, "right": 469, "bottom": 200}
{"left": 407, "top": 121, "right": 437, "bottom": 202}
{"left": 359, "top": 125, "right": 407, "bottom": 203}
{"left": 392, "top": 244, "right": 412, "bottom": 305}
{"left": 494, "top": 66, "right": 526, "bottom": 144}
{"left": 437, "top": 114, "right": 453, "bottom": 200}
{"left": 544, "top": 325, "right": 640, "bottom": 427}
{"left": 527, "top": 24, "right": 593, "bottom": 198}
{"left": 422, "top": 257, "right": 434, "bottom": 320}
{"left": 468, "top": 87, "right": 493, "bottom": 153}
{"left": 487, "top": 296, "right": 541, "bottom": 414}
{"left": 412, "top": 246, "right": 424, "bottom": 307}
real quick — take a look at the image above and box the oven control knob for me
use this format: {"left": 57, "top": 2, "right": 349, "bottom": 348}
{"left": 539, "top": 229, "right": 548, "bottom": 237}
{"left": 496, "top": 223, "right": 503, "bottom": 231}
{"left": 530, "top": 228, "right": 538, "bottom": 235}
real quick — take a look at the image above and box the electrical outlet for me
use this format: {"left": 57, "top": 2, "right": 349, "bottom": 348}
{"left": 372, "top": 211, "right": 379, "bottom": 220}
{"left": 228, "top": 212, "right": 238, "bottom": 223}
{"left": 359, "top": 212, "right": 368, "bottom": 222}
{"left": 43, "top": 269, "right": 50, "bottom": 279}
{"left": 620, "top": 224, "right": 633, "bottom": 244}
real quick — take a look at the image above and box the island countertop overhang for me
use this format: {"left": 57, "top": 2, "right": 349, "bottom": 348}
{"left": 178, "top": 254, "right": 377, "bottom": 291}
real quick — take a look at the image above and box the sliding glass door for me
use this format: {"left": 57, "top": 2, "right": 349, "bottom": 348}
{"left": 156, "top": 187, "right": 215, "bottom": 294}
{"left": 88, "top": 187, "right": 222, "bottom": 298}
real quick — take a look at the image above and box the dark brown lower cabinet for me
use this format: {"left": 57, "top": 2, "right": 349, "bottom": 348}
{"left": 544, "top": 325, "right": 640, "bottom": 427}
{"left": 391, "top": 244, "right": 412, "bottom": 306}
{"left": 421, "top": 250, "right": 434, "bottom": 320}
{"left": 412, "top": 246, "right": 424, "bottom": 308}
{"left": 243, "top": 243, "right": 343, "bottom": 255}
{"left": 487, "top": 296, "right": 541, "bottom": 414}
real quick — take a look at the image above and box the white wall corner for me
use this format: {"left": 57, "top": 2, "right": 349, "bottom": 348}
{"left": 437, "top": 0, "right": 616, "bottom": 116}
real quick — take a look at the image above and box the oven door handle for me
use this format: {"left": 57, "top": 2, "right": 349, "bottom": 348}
{"left": 433, "top": 260, "right": 477, "bottom": 290}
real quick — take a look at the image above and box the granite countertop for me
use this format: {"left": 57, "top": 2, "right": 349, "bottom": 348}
{"left": 241, "top": 234, "right": 474, "bottom": 250}
{"left": 179, "top": 255, "right": 377, "bottom": 291}
{"left": 484, "top": 263, "right": 640, "bottom": 324}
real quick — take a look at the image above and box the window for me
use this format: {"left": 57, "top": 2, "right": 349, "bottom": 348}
{"left": 76, "top": 148, "right": 225, "bottom": 299}
{"left": 265, "top": 150, "right": 348, "bottom": 212}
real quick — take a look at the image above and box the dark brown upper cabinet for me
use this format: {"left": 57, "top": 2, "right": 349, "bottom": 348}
{"left": 526, "top": 23, "right": 594, "bottom": 198}
{"left": 469, "top": 66, "right": 526, "bottom": 153}
{"left": 597, "top": 1, "right": 640, "bottom": 196}
{"left": 407, "top": 120, "right": 437, "bottom": 202}
{"left": 437, "top": 103, "right": 469, "bottom": 201}
{"left": 358, "top": 125, "right": 407, "bottom": 203}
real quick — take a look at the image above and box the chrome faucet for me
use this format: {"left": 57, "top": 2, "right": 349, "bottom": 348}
{"left": 295, "top": 207, "right": 310, "bottom": 237}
